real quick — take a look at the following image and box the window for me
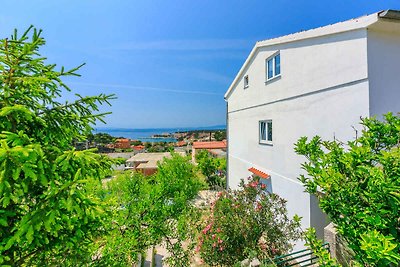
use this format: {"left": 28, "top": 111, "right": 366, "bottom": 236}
{"left": 259, "top": 120, "right": 272, "bottom": 144}
{"left": 266, "top": 53, "right": 281, "bottom": 81}
{"left": 244, "top": 75, "right": 249, "bottom": 88}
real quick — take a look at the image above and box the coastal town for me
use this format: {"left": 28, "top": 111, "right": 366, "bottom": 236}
{"left": 87, "top": 129, "right": 227, "bottom": 177}
{"left": 1, "top": 2, "right": 399, "bottom": 267}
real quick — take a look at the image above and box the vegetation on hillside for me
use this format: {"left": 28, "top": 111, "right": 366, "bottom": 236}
{"left": 196, "top": 150, "right": 226, "bottom": 189}
{"left": 7, "top": 24, "right": 399, "bottom": 267}
{"left": 94, "top": 154, "right": 204, "bottom": 266}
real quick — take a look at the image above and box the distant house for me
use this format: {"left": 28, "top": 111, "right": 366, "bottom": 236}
{"left": 132, "top": 145, "right": 145, "bottom": 152}
{"left": 126, "top": 152, "right": 185, "bottom": 176}
{"left": 224, "top": 10, "right": 400, "bottom": 250}
{"left": 192, "top": 141, "right": 227, "bottom": 161}
{"left": 114, "top": 138, "right": 131, "bottom": 149}
{"left": 174, "top": 141, "right": 186, "bottom": 147}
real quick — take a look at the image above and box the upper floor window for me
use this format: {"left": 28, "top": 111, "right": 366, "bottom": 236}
{"left": 244, "top": 75, "right": 249, "bottom": 88}
{"left": 266, "top": 53, "right": 281, "bottom": 81}
{"left": 259, "top": 120, "right": 272, "bottom": 144}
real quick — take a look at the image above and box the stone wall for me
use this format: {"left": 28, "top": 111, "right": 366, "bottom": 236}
{"left": 324, "top": 223, "right": 354, "bottom": 266}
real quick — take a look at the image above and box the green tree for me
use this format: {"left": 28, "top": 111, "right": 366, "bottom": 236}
{"left": 295, "top": 113, "right": 400, "bottom": 266}
{"left": 196, "top": 150, "right": 226, "bottom": 189}
{"left": 198, "top": 177, "right": 302, "bottom": 266}
{"left": 0, "top": 27, "right": 114, "bottom": 265}
{"left": 131, "top": 140, "right": 143, "bottom": 146}
{"left": 87, "top": 132, "right": 116, "bottom": 145}
{"left": 96, "top": 154, "right": 203, "bottom": 266}
{"left": 213, "top": 130, "right": 226, "bottom": 141}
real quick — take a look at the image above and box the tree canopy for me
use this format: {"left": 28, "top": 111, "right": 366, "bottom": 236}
{"left": 196, "top": 150, "right": 226, "bottom": 189}
{"left": 0, "top": 26, "right": 115, "bottom": 265}
{"left": 295, "top": 113, "right": 400, "bottom": 266}
{"left": 95, "top": 154, "right": 204, "bottom": 266}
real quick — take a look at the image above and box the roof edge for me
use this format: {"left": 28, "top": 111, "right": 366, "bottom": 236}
{"left": 224, "top": 44, "right": 258, "bottom": 100}
{"left": 379, "top": 9, "right": 400, "bottom": 20}
{"left": 224, "top": 11, "right": 386, "bottom": 100}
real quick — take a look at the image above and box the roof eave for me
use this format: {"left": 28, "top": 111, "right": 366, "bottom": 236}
{"left": 224, "top": 11, "right": 383, "bottom": 100}
{"left": 379, "top": 9, "right": 400, "bottom": 20}
{"left": 224, "top": 44, "right": 258, "bottom": 100}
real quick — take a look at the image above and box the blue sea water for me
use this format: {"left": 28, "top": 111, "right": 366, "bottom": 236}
{"left": 94, "top": 125, "right": 226, "bottom": 143}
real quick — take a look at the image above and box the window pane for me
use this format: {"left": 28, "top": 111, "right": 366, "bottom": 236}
{"left": 267, "top": 121, "right": 272, "bottom": 141}
{"left": 267, "top": 59, "right": 273, "bottom": 79}
{"left": 275, "top": 54, "right": 280, "bottom": 76}
{"left": 260, "top": 122, "right": 266, "bottom": 141}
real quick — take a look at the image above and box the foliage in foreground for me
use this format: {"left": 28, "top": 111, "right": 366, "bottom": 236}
{"left": 197, "top": 176, "right": 302, "bottom": 266}
{"left": 295, "top": 113, "right": 400, "bottom": 266}
{"left": 94, "top": 154, "right": 203, "bottom": 266}
{"left": 0, "top": 27, "right": 115, "bottom": 265}
{"left": 196, "top": 150, "right": 226, "bottom": 189}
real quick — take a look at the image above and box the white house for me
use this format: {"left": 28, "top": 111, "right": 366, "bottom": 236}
{"left": 224, "top": 10, "right": 400, "bottom": 250}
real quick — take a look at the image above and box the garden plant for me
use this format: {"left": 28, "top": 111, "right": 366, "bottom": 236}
{"left": 295, "top": 113, "right": 400, "bottom": 266}
{"left": 197, "top": 176, "right": 302, "bottom": 266}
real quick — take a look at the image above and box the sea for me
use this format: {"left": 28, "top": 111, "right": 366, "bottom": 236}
{"left": 94, "top": 125, "right": 226, "bottom": 143}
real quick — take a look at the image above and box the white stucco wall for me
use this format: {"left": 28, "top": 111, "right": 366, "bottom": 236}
{"left": 226, "top": 29, "right": 372, "bottom": 251}
{"left": 227, "top": 29, "right": 369, "bottom": 113}
{"left": 367, "top": 27, "right": 400, "bottom": 117}
{"left": 228, "top": 81, "right": 369, "bottom": 248}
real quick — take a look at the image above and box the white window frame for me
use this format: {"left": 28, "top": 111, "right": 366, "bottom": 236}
{"left": 266, "top": 52, "right": 281, "bottom": 82}
{"left": 244, "top": 75, "right": 249, "bottom": 89}
{"left": 259, "top": 120, "right": 273, "bottom": 145}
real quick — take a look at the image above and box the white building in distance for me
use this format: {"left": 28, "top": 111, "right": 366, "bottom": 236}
{"left": 224, "top": 10, "right": 400, "bottom": 249}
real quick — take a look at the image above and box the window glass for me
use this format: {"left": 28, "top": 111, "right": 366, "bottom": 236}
{"left": 267, "top": 59, "right": 273, "bottom": 79}
{"left": 259, "top": 120, "right": 273, "bottom": 144}
{"left": 244, "top": 75, "right": 249, "bottom": 88}
{"left": 260, "top": 121, "right": 266, "bottom": 141}
{"left": 266, "top": 53, "right": 280, "bottom": 81}
{"left": 267, "top": 121, "right": 273, "bottom": 141}
{"left": 274, "top": 54, "right": 280, "bottom": 76}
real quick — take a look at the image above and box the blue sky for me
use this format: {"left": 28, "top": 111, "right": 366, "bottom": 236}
{"left": 1, "top": 1, "right": 399, "bottom": 128}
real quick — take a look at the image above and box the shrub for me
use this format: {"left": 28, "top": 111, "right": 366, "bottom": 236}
{"left": 295, "top": 113, "right": 400, "bottom": 266}
{"left": 197, "top": 176, "right": 301, "bottom": 266}
{"left": 95, "top": 154, "right": 203, "bottom": 266}
{"left": 196, "top": 150, "right": 226, "bottom": 189}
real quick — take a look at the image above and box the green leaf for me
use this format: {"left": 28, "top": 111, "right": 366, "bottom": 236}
{"left": 0, "top": 218, "right": 8, "bottom": 226}
{"left": 26, "top": 225, "right": 34, "bottom": 244}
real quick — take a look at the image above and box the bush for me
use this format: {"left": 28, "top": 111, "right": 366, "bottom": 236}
{"left": 295, "top": 113, "right": 400, "bottom": 266}
{"left": 95, "top": 154, "right": 204, "bottom": 266}
{"left": 197, "top": 176, "right": 301, "bottom": 266}
{"left": 196, "top": 150, "right": 226, "bottom": 189}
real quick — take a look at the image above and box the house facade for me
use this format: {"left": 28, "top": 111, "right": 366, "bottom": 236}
{"left": 225, "top": 10, "right": 400, "bottom": 249}
{"left": 126, "top": 152, "right": 185, "bottom": 176}
{"left": 192, "top": 141, "right": 227, "bottom": 162}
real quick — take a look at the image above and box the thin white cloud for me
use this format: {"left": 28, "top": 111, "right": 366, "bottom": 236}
{"left": 68, "top": 82, "right": 222, "bottom": 96}
{"left": 163, "top": 68, "right": 232, "bottom": 85}
{"left": 106, "top": 39, "right": 252, "bottom": 51}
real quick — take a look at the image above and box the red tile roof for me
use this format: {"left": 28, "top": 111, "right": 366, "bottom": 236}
{"left": 132, "top": 145, "right": 145, "bottom": 150}
{"left": 248, "top": 167, "right": 270, "bottom": 179}
{"left": 192, "top": 141, "right": 227, "bottom": 149}
{"left": 175, "top": 141, "right": 186, "bottom": 147}
{"left": 116, "top": 138, "right": 130, "bottom": 143}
